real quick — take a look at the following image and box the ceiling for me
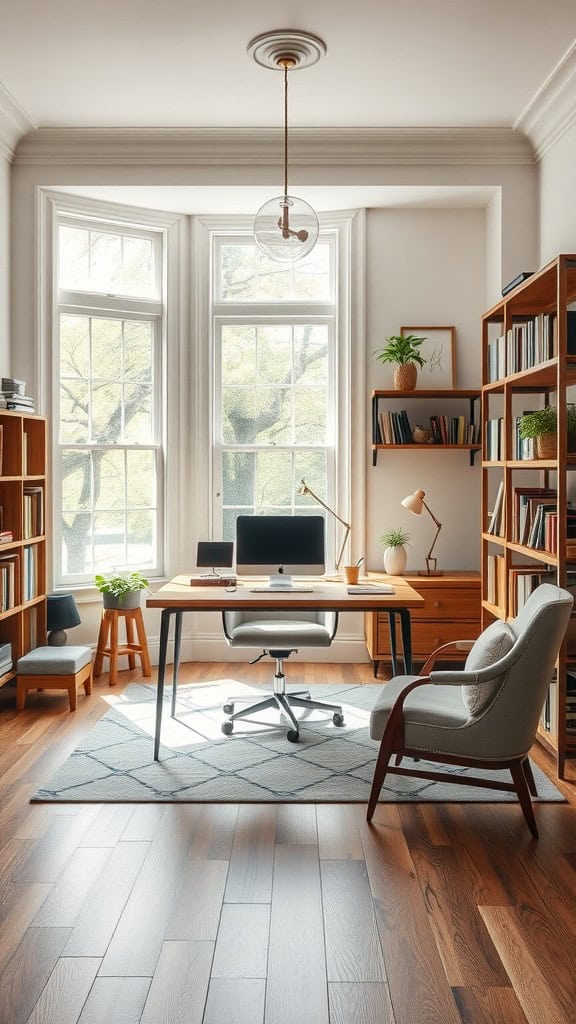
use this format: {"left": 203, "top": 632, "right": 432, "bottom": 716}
{"left": 1, "top": 0, "right": 576, "bottom": 130}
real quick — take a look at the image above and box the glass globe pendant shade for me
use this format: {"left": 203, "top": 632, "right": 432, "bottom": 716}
{"left": 254, "top": 195, "right": 319, "bottom": 263}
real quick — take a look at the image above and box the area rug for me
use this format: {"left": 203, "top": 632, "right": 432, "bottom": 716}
{"left": 33, "top": 681, "right": 565, "bottom": 803}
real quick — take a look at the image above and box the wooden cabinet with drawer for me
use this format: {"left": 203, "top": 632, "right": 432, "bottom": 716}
{"left": 364, "top": 571, "right": 481, "bottom": 677}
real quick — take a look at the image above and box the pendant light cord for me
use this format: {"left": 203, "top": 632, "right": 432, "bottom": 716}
{"left": 283, "top": 63, "right": 289, "bottom": 199}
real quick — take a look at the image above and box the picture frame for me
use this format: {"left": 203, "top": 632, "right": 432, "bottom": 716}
{"left": 401, "top": 325, "right": 456, "bottom": 389}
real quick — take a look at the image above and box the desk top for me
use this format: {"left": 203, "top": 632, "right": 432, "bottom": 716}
{"left": 147, "top": 575, "right": 425, "bottom": 612}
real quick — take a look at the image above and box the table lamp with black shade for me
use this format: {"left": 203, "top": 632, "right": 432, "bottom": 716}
{"left": 47, "top": 593, "right": 81, "bottom": 646}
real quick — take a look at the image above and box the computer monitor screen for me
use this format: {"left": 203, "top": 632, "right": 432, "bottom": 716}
{"left": 196, "top": 541, "right": 234, "bottom": 569}
{"left": 236, "top": 515, "right": 325, "bottom": 577}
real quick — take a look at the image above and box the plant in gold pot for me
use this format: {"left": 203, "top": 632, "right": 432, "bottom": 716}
{"left": 373, "top": 334, "right": 427, "bottom": 391}
{"left": 379, "top": 527, "right": 410, "bottom": 575}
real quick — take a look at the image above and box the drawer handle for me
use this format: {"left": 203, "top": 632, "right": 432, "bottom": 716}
{"left": 433, "top": 601, "right": 440, "bottom": 608}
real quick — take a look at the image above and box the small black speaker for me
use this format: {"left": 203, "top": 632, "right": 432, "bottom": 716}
{"left": 196, "top": 541, "right": 234, "bottom": 568}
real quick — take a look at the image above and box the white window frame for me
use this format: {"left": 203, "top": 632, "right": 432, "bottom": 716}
{"left": 197, "top": 213, "right": 365, "bottom": 572}
{"left": 42, "top": 198, "right": 180, "bottom": 589}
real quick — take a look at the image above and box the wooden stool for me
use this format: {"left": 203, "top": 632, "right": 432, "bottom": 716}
{"left": 94, "top": 606, "right": 152, "bottom": 686}
{"left": 17, "top": 646, "right": 93, "bottom": 711}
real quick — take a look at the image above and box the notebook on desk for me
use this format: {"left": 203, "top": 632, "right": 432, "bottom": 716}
{"left": 347, "top": 583, "right": 394, "bottom": 595}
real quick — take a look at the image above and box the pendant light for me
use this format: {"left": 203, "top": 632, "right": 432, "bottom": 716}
{"left": 248, "top": 31, "right": 326, "bottom": 263}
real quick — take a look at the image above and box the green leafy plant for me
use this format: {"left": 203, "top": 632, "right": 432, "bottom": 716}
{"left": 94, "top": 570, "right": 149, "bottom": 598}
{"left": 373, "top": 334, "right": 427, "bottom": 368}
{"left": 518, "top": 406, "right": 576, "bottom": 440}
{"left": 379, "top": 527, "right": 411, "bottom": 548}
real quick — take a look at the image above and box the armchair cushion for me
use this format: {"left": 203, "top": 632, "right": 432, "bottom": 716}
{"left": 462, "top": 620, "right": 516, "bottom": 716}
{"left": 370, "top": 674, "right": 469, "bottom": 744}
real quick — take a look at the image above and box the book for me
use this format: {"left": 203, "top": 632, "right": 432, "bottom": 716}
{"left": 501, "top": 272, "right": 533, "bottom": 297}
{"left": 190, "top": 576, "right": 237, "bottom": 587}
{"left": 347, "top": 583, "right": 394, "bottom": 594}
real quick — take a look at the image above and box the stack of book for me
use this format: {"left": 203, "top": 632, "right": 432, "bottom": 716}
{"left": 0, "top": 552, "right": 18, "bottom": 610}
{"left": 508, "top": 567, "right": 556, "bottom": 616}
{"left": 485, "top": 417, "right": 504, "bottom": 460}
{"left": 376, "top": 410, "right": 480, "bottom": 445}
{"left": 0, "top": 378, "right": 35, "bottom": 412}
{"left": 487, "top": 311, "right": 576, "bottom": 383}
{"left": 511, "top": 486, "right": 556, "bottom": 550}
{"left": 23, "top": 487, "right": 44, "bottom": 539}
{"left": 23, "top": 544, "right": 38, "bottom": 601}
{"left": 486, "top": 552, "right": 507, "bottom": 607}
{"left": 486, "top": 481, "right": 504, "bottom": 535}
{"left": 0, "top": 641, "right": 12, "bottom": 677}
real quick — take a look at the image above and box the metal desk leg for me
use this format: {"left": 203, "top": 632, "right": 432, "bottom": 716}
{"left": 154, "top": 609, "right": 171, "bottom": 761}
{"left": 171, "top": 611, "right": 183, "bottom": 719}
{"left": 388, "top": 611, "right": 397, "bottom": 676}
{"left": 398, "top": 609, "right": 412, "bottom": 674}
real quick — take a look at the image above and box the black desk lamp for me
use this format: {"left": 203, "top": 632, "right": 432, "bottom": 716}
{"left": 47, "top": 593, "right": 81, "bottom": 646}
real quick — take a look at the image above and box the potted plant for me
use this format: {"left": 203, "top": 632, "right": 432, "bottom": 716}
{"left": 519, "top": 406, "right": 576, "bottom": 459}
{"left": 94, "top": 570, "right": 149, "bottom": 609}
{"left": 379, "top": 527, "right": 410, "bottom": 575}
{"left": 373, "top": 334, "right": 427, "bottom": 391}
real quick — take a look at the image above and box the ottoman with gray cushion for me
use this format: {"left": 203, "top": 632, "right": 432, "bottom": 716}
{"left": 17, "top": 646, "right": 93, "bottom": 711}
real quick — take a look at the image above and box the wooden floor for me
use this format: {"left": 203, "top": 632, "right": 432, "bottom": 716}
{"left": 1, "top": 661, "right": 576, "bottom": 1024}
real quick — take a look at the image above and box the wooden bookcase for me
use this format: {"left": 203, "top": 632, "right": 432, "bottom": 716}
{"left": 0, "top": 411, "right": 47, "bottom": 687}
{"left": 481, "top": 254, "right": 576, "bottom": 777}
{"left": 371, "top": 389, "right": 481, "bottom": 466}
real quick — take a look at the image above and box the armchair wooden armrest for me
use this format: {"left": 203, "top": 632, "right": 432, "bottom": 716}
{"left": 420, "top": 639, "right": 475, "bottom": 675}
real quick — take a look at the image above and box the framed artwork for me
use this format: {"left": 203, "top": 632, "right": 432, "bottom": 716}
{"left": 401, "top": 325, "right": 456, "bottom": 388}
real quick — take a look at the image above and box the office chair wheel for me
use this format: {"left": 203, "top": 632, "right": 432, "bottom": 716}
{"left": 223, "top": 703, "right": 234, "bottom": 714}
{"left": 221, "top": 721, "right": 234, "bottom": 736}
{"left": 287, "top": 729, "right": 300, "bottom": 743}
{"left": 333, "top": 712, "right": 345, "bottom": 727}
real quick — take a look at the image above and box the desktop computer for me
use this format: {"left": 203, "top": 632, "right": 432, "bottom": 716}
{"left": 235, "top": 514, "right": 325, "bottom": 591}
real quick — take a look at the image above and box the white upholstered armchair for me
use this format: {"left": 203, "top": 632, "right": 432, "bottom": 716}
{"left": 367, "top": 584, "right": 573, "bottom": 836}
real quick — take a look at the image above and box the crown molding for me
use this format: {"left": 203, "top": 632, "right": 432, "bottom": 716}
{"left": 515, "top": 41, "right": 576, "bottom": 160}
{"left": 0, "top": 80, "right": 36, "bottom": 161}
{"left": 14, "top": 126, "right": 534, "bottom": 167}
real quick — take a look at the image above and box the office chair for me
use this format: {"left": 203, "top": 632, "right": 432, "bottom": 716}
{"left": 220, "top": 610, "right": 344, "bottom": 742}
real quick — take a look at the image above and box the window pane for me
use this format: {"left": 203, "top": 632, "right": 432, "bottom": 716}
{"left": 222, "top": 451, "right": 255, "bottom": 508}
{"left": 59, "top": 224, "right": 157, "bottom": 298}
{"left": 294, "top": 451, "right": 328, "bottom": 504}
{"left": 94, "top": 512, "right": 125, "bottom": 569}
{"left": 60, "top": 315, "right": 89, "bottom": 378}
{"left": 127, "top": 450, "right": 156, "bottom": 508}
{"left": 221, "top": 325, "right": 256, "bottom": 385}
{"left": 91, "top": 382, "right": 123, "bottom": 443}
{"left": 62, "top": 449, "right": 92, "bottom": 510}
{"left": 94, "top": 450, "right": 125, "bottom": 510}
{"left": 218, "top": 242, "right": 331, "bottom": 302}
{"left": 254, "top": 451, "right": 292, "bottom": 508}
{"left": 223, "top": 387, "right": 293, "bottom": 445}
{"left": 91, "top": 318, "right": 123, "bottom": 379}
{"left": 124, "top": 321, "right": 153, "bottom": 381}
{"left": 127, "top": 510, "right": 155, "bottom": 566}
{"left": 257, "top": 326, "right": 292, "bottom": 384}
{"left": 294, "top": 387, "right": 327, "bottom": 444}
{"left": 62, "top": 512, "right": 92, "bottom": 575}
{"left": 59, "top": 381, "right": 89, "bottom": 443}
{"left": 124, "top": 385, "right": 153, "bottom": 443}
{"left": 294, "top": 325, "right": 328, "bottom": 384}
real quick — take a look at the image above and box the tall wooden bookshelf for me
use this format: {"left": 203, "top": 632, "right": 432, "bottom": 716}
{"left": 481, "top": 254, "right": 576, "bottom": 777}
{"left": 0, "top": 411, "right": 47, "bottom": 687}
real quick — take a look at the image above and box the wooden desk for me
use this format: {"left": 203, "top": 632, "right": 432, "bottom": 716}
{"left": 147, "top": 575, "right": 424, "bottom": 760}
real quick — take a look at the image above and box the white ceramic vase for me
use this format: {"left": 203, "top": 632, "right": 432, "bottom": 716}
{"left": 383, "top": 545, "right": 407, "bottom": 575}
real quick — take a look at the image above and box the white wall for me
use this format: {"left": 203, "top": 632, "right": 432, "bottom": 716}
{"left": 366, "top": 208, "right": 485, "bottom": 574}
{"left": 0, "top": 155, "right": 9, "bottom": 373}
{"left": 539, "top": 124, "right": 576, "bottom": 262}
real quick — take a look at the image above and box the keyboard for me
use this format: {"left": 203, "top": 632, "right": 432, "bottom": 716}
{"left": 249, "top": 586, "right": 314, "bottom": 593}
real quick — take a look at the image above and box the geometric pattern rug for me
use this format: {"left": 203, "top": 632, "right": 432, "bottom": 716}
{"left": 32, "top": 680, "right": 565, "bottom": 804}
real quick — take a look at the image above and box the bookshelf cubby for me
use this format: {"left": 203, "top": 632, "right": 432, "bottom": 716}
{"left": 371, "top": 389, "right": 481, "bottom": 466}
{"left": 0, "top": 411, "right": 47, "bottom": 687}
{"left": 481, "top": 254, "right": 576, "bottom": 777}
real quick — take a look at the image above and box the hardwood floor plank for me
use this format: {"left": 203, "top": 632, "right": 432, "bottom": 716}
{"left": 99, "top": 807, "right": 199, "bottom": 976}
{"left": 25, "top": 956, "right": 100, "bottom": 1024}
{"left": 360, "top": 805, "right": 461, "bottom": 1024}
{"left": 452, "top": 986, "right": 529, "bottom": 1024}
{"left": 79, "top": 806, "right": 135, "bottom": 847}
{"left": 13, "top": 813, "right": 98, "bottom": 884}
{"left": 0, "top": 926, "right": 70, "bottom": 1024}
{"left": 0, "top": 882, "right": 51, "bottom": 973}
{"left": 499, "top": 902, "right": 576, "bottom": 1020}
{"left": 203, "top": 978, "right": 266, "bottom": 1024}
{"left": 32, "top": 847, "right": 111, "bottom": 927}
{"left": 328, "top": 982, "right": 395, "bottom": 1024}
{"left": 120, "top": 805, "right": 167, "bottom": 842}
{"left": 63, "top": 841, "right": 149, "bottom": 957}
{"left": 479, "top": 906, "right": 571, "bottom": 1024}
{"left": 188, "top": 805, "right": 239, "bottom": 860}
{"left": 399, "top": 805, "right": 509, "bottom": 987}
{"left": 224, "top": 805, "right": 276, "bottom": 904}
{"left": 317, "top": 805, "right": 364, "bottom": 860}
{"left": 265, "top": 844, "right": 329, "bottom": 1024}
{"left": 166, "top": 859, "right": 228, "bottom": 940}
{"left": 77, "top": 977, "right": 151, "bottom": 1024}
{"left": 321, "top": 860, "right": 385, "bottom": 982}
{"left": 140, "top": 940, "right": 214, "bottom": 1024}
{"left": 211, "top": 904, "right": 270, "bottom": 979}
{"left": 275, "top": 805, "right": 317, "bottom": 845}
